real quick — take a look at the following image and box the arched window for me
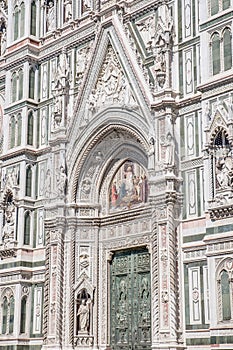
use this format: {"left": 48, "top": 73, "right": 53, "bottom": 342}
{"left": 9, "top": 296, "right": 14, "bottom": 334}
{"left": 212, "top": 33, "right": 220, "bottom": 75}
{"left": 17, "top": 114, "right": 22, "bottom": 146}
{"left": 12, "top": 72, "right": 17, "bottom": 102}
{"left": 14, "top": 6, "right": 19, "bottom": 40}
{"left": 223, "top": 0, "right": 230, "bottom": 10}
{"left": 20, "top": 2, "right": 25, "bottom": 37}
{"left": 18, "top": 69, "right": 23, "bottom": 100}
{"left": 1, "top": 291, "right": 15, "bottom": 335}
{"left": 10, "top": 116, "right": 16, "bottom": 149}
{"left": 24, "top": 212, "right": 30, "bottom": 245}
{"left": 29, "top": 68, "right": 35, "bottom": 99}
{"left": 13, "top": 2, "right": 25, "bottom": 40}
{"left": 20, "top": 297, "right": 27, "bottom": 333}
{"left": 223, "top": 28, "right": 232, "bottom": 71}
{"left": 2, "top": 296, "right": 7, "bottom": 334}
{"left": 210, "top": 0, "right": 230, "bottom": 15}
{"left": 211, "top": 0, "right": 219, "bottom": 16}
{"left": 26, "top": 166, "right": 32, "bottom": 197}
{"left": 30, "top": 1, "right": 37, "bottom": 36}
{"left": 221, "top": 270, "right": 231, "bottom": 321}
{"left": 27, "top": 111, "right": 34, "bottom": 145}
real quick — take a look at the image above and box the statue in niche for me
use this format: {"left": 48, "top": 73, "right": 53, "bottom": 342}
{"left": 148, "top": 137, "right": 155, "bottom": 169}
{"left": 3, "top": 167, "right": 19, "bottom": 190}
{"left": 52, "top": 49, "right": 71, "bottom": 128}
{"left": 76, "top": 44, "right": 92, "bottom": 87}
{"left": 44, "top": 169, "right": 51, "bottom": 198}
{"left": 54, "top": 91, "right": 63, "bottom": 123}
{"left": 77, "top": 299, "right": 91, "bottom": 333}
{"left": 2, "top": 196, "right": 15, "bottom": 244}
{"left": 64, "top": 0, "right": 72, "bottom": 22}
{"left": 56, "top": 165, "right": 67, "bottom": 197}
{"left": 161, "top": 132, "right": 175, "bottom": 166}
{"left": 54, "top": 48, "right": 71, "bottom": 90}
{"left": 1, "top": 27, "right": 6, "bottom": 55}
{"left": 82, "top": 0, "right": 91, "bottom": 12}
{"left": 216, "top": 149, "right": 233, "bottom": 189}
{"left": 47, "top": 1, "right": 56, "bottom": 32}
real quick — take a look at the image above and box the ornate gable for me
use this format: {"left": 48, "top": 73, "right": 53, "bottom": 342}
{"left": 70, "top": 25, "right": 153, "bottom": 138}
{"left": 84, "top": 45, "right": 138, "bottom": 123}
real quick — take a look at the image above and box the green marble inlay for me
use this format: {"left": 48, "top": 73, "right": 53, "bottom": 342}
{"left": 0, "top": 261, "right": 45, "bottom": 270}
{"left": 178, "top": 0, "right": 182, "bottom": 42}
{"left": 200, "top": 11, "right": 233, "bottom": 31}
{"left": 183, "top": 233, "right": 205, "bottom": 243}
{"left": 211, "top": 336, "right": 233, "bottom": 344}
{"left": 186, "top": 338, "right": 210, "bottom": 345}
{"left": 184, "top": 223, "right": 233, "bottom": 243}
{"left": 184, "top": 262, "right": 209, "bottom": 329}
{"left": 206, "top": 224, "right": 233, "bottom": 235}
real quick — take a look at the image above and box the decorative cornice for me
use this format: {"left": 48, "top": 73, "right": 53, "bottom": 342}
{"left": 208, "top": 204, "right": 233, "bottom": 220}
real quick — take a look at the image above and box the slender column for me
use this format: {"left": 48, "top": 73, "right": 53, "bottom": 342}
{"left": 42, "top": 219, "right": 65, "bottom": 350}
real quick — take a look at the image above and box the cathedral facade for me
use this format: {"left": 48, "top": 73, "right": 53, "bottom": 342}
{"left": 0, "top": 0, "right": 232, "bottom": 349}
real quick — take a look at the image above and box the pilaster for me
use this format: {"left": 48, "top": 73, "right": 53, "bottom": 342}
{"left": 42, "top": 217, "right": 66, "bottom": 349}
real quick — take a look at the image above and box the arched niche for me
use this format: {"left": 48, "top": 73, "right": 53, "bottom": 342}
{"left": 73, "top": 274, "right": 95, "bottom": 345}
{"left": 74, "top": 127, "right": 148, "bottom": 214}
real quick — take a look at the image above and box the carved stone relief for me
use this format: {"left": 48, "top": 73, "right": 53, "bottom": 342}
{"left": 51, "top": 48, "right": 71, "bottom": 129}
{"left": 0, "top": 1, "right": 7, "bottom": 55}
{"left": 76, "top": 42, "right": 93, "bottom": 90}
{"left": 1, "top": 193, "right": 16, "bottom": 248}
{"left": 46, "top": 1, "right": 56, "bottom": 32}
{"left": 1, "top": 166, "right": 19, "bottom": 193}
{"left": 64, "top": 0, "right": 72, "bottom": 22}
{"left": 85, "top": 46, "right": 137, "bottom": 122}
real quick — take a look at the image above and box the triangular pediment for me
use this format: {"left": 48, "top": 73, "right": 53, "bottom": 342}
{"left": 87, "top": 44, "right": 138, "bottom": 113}
{"left": 71, "top": 25, "right": 153, "bottom": 134}
{"left": 210, "top": 107, "right": 227, "bottom": 133}
{"left": 74, "top": 272, "right": 95, "bottom": 297}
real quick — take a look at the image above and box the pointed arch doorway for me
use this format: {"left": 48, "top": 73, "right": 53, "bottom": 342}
{"left": 110, "top": 248, "right": 151, "bottom": 350}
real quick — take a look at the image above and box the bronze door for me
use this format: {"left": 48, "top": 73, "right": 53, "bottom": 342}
{"left": 110, "top": 249, "right": 151, "bottom": 350}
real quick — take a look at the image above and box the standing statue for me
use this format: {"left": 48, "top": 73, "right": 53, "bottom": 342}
{"left": 83, "top": 0, "right": 91, "bottom": 12}
{"left": 64, "top": 0, "right": 72, "bottom": 22}
{"left": 56, "top": 165, "right": 67, "bottom": 197}
{"left": 47, "top": 1, "right": 56, "bottom": 32}
{"left": 161, "top": 132, "right": 175, "bottom": 166}
{"left": 216, "top": 149, "right": 233, "bottom": 188}
{"left": 54, "top": 48, "right": 71, "bottom": 89}
{"left": 2, "top": 200, "right": 15, "bottom": 243}
{"left": 77, "top": 299, "right": 90, "bottom": 332}
{"left": 148, "top": 137, "right": 155, "bottom": 169}
{"left": 1, "top": 27, "right": 6, "bottom": 55}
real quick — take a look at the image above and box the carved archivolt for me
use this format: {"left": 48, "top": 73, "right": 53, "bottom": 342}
{"left": 72, "top": 124, "right": 149, "bottom": 203}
